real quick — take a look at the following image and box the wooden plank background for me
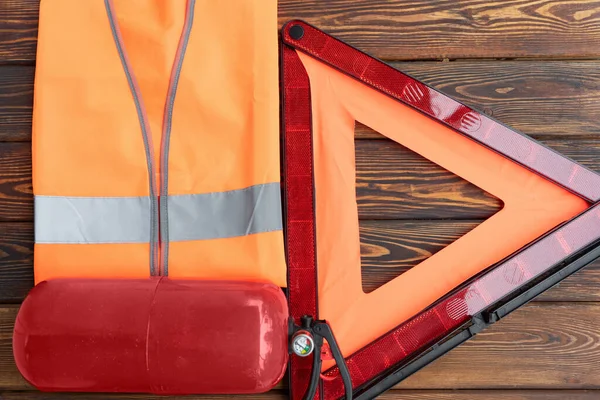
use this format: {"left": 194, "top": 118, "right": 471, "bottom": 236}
{"left": 1, "top": 0, "right": 600, "bottom": 399}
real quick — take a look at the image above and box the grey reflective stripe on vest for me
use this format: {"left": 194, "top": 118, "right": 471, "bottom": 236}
{"left": 35, "top": 196, "right": 151, "bottom": 244}
{"left": 168, "top": 182, "right": 283, "bottom": 242}
{"left": 34, "top": 183, "right": 282, "bottom": 244}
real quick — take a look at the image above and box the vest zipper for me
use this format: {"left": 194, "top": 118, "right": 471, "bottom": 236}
{"left": 105, "top": 0, "right": 195, "bottom": 277}
{"left": 159, "top": 0, "right": 196, "bottom": 276}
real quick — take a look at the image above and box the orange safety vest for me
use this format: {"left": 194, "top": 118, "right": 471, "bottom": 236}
{"left": 33, "top": 0, "right": 286, "bottom": 286}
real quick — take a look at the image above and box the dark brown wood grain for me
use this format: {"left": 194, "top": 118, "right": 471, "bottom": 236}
{"left": 0, "top": 0, "right": 38, "bottom": 64}
{"left": 0, "top": 223, "right": 32, "bottom": 303}
{"left": 2, "top": 61, "right": 599, "bottom": 142}
{"left": 279, "top": 0, "right": 600, "bottom": 60}
{"left": 0, "top": 306, "right": 27, "bottom": 390}
{"left": 1, "top": 220, "right": 597, "bottom": 304}
{"left": 1, "top": 390, "right": 599, "bottom": 400}
{"left": 0, "top": 67, "right": 33, "bottom": 142}
{"left": 2, "top": 303, "right": 600, "bottom": 390}
{"left": 0, "top": 143, "right": 31, "bottom": 222}
{"left": 3, "top": 1, "right": 600, "bottom": 62}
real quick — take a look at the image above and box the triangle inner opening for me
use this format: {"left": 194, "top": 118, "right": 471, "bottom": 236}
{"left": 355, "top": 122, "right": 505, "bottom": 293}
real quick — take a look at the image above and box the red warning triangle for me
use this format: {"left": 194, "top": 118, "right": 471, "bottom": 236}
{"left": 282, "top": 20, "right": 600, "bottom": 400}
